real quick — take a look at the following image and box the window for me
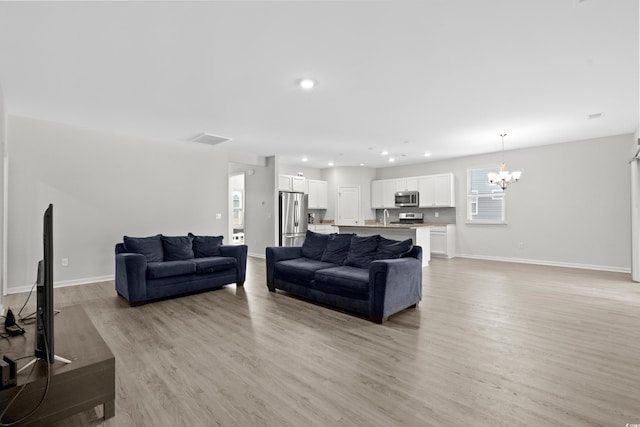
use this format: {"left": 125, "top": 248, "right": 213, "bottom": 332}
{"left": 467, "top": 167, "right": 505, "bottom": 224}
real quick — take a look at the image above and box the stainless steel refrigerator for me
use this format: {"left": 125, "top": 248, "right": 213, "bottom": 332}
{"left": 279, "top": 191, "right": 308, "bottom": 246}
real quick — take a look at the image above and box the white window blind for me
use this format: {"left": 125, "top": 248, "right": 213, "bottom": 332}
{"left": 467, "top": 167, "right": 505, "bottom": 223}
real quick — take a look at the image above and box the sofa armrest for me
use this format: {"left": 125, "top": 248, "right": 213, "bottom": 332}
{"left": 369, "top": 257, "right": 422, "bottom": 321}
{"left": 115, "top": 252, "right": 148, "bottom": 304}
{"left": 265, "top": 246, "right": 302, "bottom": 290}
{"left": 220, "top": 244, "right": 248, "bottom": 285}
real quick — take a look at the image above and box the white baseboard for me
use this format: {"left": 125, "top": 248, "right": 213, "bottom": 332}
{"left": 5, "top": 275, "right": 115, "bottom": 295}
{"left": 456, "top": 253, "right": 631, "bottom": 274}
{"left": 248, "top": 252, "right": 265, "bottom": 259}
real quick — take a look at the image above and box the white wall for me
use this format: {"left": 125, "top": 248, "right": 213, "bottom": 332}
{"left": 377, "top": 134, "right": 633, "bottom": 272}
{"left": 0, "top": 84, "right": 5, "bottom": 305}
{"left": 6, "top": 116, "right": 230, "bottom": 293}
{"left": 279, "top": 164, "right": 322, "bottom": 180}
{"left": 243, "top": 156, "right": 277, "bottom": 258}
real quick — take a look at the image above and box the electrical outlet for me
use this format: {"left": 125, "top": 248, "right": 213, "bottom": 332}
{"left": 517, "top": 242, "right": 524, "bottom": 249}
{"left": 434, "top": 212, "right": 439, "bottom": 218}
{"left": 61, "top": 258, "right": 69, "bottom": 267}
{"left": 215, "top": 213, "right": 222, "bottom": 219}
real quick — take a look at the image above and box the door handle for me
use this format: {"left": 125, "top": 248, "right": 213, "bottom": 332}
{"left": 294, "top": 200, "right": 299, "bottom": 226}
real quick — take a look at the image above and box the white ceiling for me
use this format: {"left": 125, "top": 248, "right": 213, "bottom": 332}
{"left": 0, "top": 1, "right": 637, "bottom": 168}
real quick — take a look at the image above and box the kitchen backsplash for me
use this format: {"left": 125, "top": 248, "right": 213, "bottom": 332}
{"left": 375, "top": 207, "right": 456, "bottom": 224}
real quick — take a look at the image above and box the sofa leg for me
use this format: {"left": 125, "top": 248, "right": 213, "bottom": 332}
{"left": 411, "top": 303, "right": 419, "bottom": 308}
{"left": 267, "top": 287, "right": 276, "bottom": 292}
{"left": 372, "top": 316, "right": 388, "bottom": 324}
{"left": 237, "top": 281, "right": 245, "bottom": 287}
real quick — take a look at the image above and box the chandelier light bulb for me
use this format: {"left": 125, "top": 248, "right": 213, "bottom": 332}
{"left": 488, "top": 134, "right": 522, "bottom": 190}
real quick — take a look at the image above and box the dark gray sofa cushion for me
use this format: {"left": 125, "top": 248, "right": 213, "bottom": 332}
{"left": 147, "top": 260, "right": 196, "bottom": 279}
{"left": 191, "top": 257, "right": 237, "bottom": 274}
{"left": 124, "top": 234, "right": 164, "bottom": 262}
{"left": 301, "top": 230, "right": 329, "bottom": 260}
{"left": 321, "top": 233, "right": 353, "bottom": 264}
{"left": 375, "top": 237, "right": 413, "bottom": 260}
{"left": 161, "top": 235, "right": 194, "bottom": 261}
{"left": 189, "top": 233, "right": 223, "bottom": 257}
{"left": 344, "top": 235, "right": 379, "bottom": 268}
{"left": 314, "top": 266, "right": 370, "bottom": 300}
{"left": 274, "top": 257, "right": 337, "bottom": 286}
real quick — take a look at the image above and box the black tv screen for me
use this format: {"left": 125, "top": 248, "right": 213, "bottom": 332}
{"left": 35, "top": 203, "right": 54, "bottom": 363}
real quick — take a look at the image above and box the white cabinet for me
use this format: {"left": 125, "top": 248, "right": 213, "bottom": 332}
{"left": 371, "top": 180, "right": 383, "bottom": 208}
{"left": 279, "top": 175, "right": 307, "bottom": 192}
{"left": 395, "top": 177, "right": 418, "bottom": 192}
{"left": 382, "top": 180, "right": 396, "bottom": 208}
{"left": 371, "top": 179, "right": 396, "bottom": 209}
{"left": 430, "top": 225, "right": 456, "bottom": 258}
{"left": 418, "top": 173, "right": 455, "bottom": 207}
{"left": 307, "top": 179, "right": 328, "bottom": 209}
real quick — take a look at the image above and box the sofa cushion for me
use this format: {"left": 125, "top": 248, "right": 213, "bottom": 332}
{"left": 191, "top": 257, "right": 237, "bottom": 274}
{"left": 321, "top": 233, "right": 353, "bottom": 265}
{"left": 274, "top": 258, "right": 338, "bottom": 286}
{"left": 375, "top": 237, "right": 413, "bottom": 260}
{"left": 314, "top": 266, "right": 370, "bottom": 300}
{"left": 301, "top": 230, "right": 329, "bottom": 260}
{"left": 189, "top": 233, "right": 223, "bottom": 257}
{"left": 124, "top": 234, "right": 164, "bottom": 262}
{"left": 161, "top": 235, "right": 194, "bottom": 261}
{"left": 147, "top": 260, "right": 196, "bottom": 279}
{"left": 344, "top": 235, "right": 379, "bottom": 268}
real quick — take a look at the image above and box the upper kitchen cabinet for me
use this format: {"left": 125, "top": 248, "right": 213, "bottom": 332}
{"left": 279, "top": 175, "right": 306, "bottom": 193}
{"left": 418, "top": 173, "right": 455, "bottom": 207}
{"left": 395, "top": 177, "right": 418, "bottom": 192}
{"left": 371, "top": 179, "right": 397, "bottom": 209}
{"left": 307, "top": 179, "right": 328, "bottom": 209}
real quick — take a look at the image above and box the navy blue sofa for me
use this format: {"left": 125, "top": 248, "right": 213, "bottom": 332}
{"left": 266, "top": 231, "right": 422, "bottom": 323}
{"left": 115, "top": 233, "right": 247, "bottom": 306}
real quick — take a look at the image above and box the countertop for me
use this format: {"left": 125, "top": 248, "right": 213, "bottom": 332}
{"left": 335, "top": 223, "right": 452, "bottom": 230}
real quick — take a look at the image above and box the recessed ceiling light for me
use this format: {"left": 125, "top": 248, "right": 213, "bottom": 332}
{"left": 359, "top": 163, "right": 365, "bottom": 166}
{"left": 299, "top": 79, "right": 316, "bottom": 90}
{"left": 424, "top": 152, "right": 431, "bottom": 157}
{"left": 328, "top": 162, "right": 334, "bottom": 166}
{"left": 302, "top": 157, "right": 308, "bottom": 162}
{"left": 381, "top": 151, "right": 389, "bottom": 156}
{"left": 389, "top": 158, "right": 395, "bottom": 163}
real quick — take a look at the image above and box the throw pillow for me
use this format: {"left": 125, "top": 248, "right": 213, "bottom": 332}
{"left": 301, "top": 230, "right": 329, "bottom": 260}
{"left": 123, "top": 234, "right": 164, "bottom": 262}
{"left": 375, "top": 237, "right": 413, "bottom": 260}
{"left": 344, "top": 235, "right": 379, "bottom": 268}
{"left": 188, "top": 233, "right": 224, "bottom": 258}
{"left": 321, "top": 233, "right": 353, "bottom": 265}
{"left": 161, "top": 235, "right": 194, "bottom": 261}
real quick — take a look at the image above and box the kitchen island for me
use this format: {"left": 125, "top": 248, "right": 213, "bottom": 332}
{"left": 336, "top": 224, "right": 431, "bottom": 267}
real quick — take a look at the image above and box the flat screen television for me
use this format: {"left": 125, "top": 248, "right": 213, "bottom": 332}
{"left": 34, "top": 203, "right": 54, "bottom": 363}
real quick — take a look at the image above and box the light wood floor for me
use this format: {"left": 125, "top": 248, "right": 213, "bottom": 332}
{"left": 3, "top": 257, "right": 640, "bottom": 426}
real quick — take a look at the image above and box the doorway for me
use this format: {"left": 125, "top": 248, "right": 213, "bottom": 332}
{"left": 228, "top": 173, "right": 245, "bottom": 244}
{"left": 337, "top": 185, "right": 360, "bottom": 225}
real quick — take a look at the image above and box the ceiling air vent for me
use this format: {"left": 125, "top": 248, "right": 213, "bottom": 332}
{"left": 190, "top": 133, "right": 232, "bottom": 146}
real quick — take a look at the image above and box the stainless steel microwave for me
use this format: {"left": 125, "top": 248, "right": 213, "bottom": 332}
{"left": 395, "top": 191, "right": 419, "bottom": 207}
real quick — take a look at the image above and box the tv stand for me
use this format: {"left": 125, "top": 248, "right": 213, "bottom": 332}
{"left": 17, "top": 354, "right": 72, "bottom": 374}
{"left": 0, "top": 305, "right": 115, "bottom": 425}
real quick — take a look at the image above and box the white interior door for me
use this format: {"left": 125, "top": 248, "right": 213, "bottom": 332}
{"left": 337, "top": 186, "right": 360, "bottom": 226}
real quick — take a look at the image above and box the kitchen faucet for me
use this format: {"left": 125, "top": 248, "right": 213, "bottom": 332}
{"left": 383, "top": 209, "right": 389, "bottom": 226}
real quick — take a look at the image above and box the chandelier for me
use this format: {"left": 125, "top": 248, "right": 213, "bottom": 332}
{"left": 488, "top": 133, "right": 522, "bottom": 190}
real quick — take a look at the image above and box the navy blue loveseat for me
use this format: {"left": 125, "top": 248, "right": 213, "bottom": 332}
{"left": 266, "top": 231, "right": 422, "bottom": 323}
{"left": 115, "top": 233, "right": 247, "bottom": 305}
